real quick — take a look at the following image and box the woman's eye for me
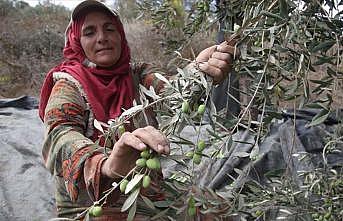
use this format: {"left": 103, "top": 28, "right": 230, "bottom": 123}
{"left": 106, "top": 27, "right": 116, "bottom": 32}
{"left": 106, "top": 25, "right": 116, "bottom": 32}
{"left": 83, "top": 31, "right": 94, "bottom": 36}
{"left": 82, "top": 27, "right": 95, "bottom": 36}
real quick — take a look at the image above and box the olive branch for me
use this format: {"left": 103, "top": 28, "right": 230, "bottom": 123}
{"left": 74, "top": 0, "right": 343, "bottom": 220}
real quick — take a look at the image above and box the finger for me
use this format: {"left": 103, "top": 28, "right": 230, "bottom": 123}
{"left": 208, "top": 57, "right": 231, "bottom": 72}
{"left": 132, "top": 126, "right": 170, "bottom": 154}
{"left": 195, "top": 45, "right": 218, "bottom": 63}
{"left": 217, "top": 42, "right": 240, "bottom": 59}
{"left": 207, "top": 55, "right": 233, "bottom": 77}
{"left": 117, "top": 132, "right": 147, "bottom": 152}
{"left": 225, "top": 36, "right": 239, "bottom": 46}
{"left": 198, "top": 63, "right": 225, "bottom": 84}
{"left": 211, "top": 51, "right": 233, "bottom": 64}
{"left": 217, "top": 42, "right": 235, "bottom": 53}
{"left": 208, "top": 45, "right": 219, "bottom": 54}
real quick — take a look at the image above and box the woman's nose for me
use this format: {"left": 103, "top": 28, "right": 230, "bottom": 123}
{"left": 96, "top": 31, "right": 108, "bottom": 44}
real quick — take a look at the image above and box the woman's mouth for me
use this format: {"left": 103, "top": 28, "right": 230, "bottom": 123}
{"left": 96, "top": 48, "right": 113, "bottom": 53}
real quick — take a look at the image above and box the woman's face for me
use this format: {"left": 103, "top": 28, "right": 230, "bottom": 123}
{"left": 80, "top": 11, "right": 121, "bottom": 68}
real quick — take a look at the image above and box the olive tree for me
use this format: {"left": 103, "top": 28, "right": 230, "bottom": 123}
{"left": 80, "top": 1, "right": 343, "bottom": 220}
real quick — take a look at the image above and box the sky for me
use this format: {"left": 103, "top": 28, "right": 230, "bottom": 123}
{"left": 22, "top": 0, "right": 115, "bottom": 10}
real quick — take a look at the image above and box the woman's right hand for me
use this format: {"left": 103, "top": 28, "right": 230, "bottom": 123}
{"left": 101, "top": 126, "right": 170, "bottom": 179}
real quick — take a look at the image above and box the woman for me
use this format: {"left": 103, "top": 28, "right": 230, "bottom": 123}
{"left": 39, "top": 0, "right": 236, "bottom": 220}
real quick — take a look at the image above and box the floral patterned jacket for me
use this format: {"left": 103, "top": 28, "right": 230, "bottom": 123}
{"left": 42, "top": 63, "right": 166, "bottom": 220}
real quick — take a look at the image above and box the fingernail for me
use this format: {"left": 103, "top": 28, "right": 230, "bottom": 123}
{"left": 165, "top": 147, "right": 170, "bottom": 154}
{"left": 139, "top": 143, "right": 147, "bottom": 149}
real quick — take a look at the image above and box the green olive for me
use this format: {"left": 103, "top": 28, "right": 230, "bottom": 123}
{"left": 118, "top": 125, "right": 125, "bottom": 136}
{"left": 154, "top": 158, "right": 161, "bottom": 169}
{"left": 187, "top": 206, "right": 196, "bottom": 216}
{"left": 188, "top": 196, "right": 195, "bottom": 207}
{"left": 193, "top": 153, "right": 202, "bottom": 165}
{"left": 182, "top": 100, "right": 190, "bottom": 113}
{"left": 120, "top": 179, "right": 129, "bottom": 193}
{"left": 146, "top": 158, "right": 161, "bottom": 170}
{"left": 140, "top": 150, "right": 150, "bottom": 159}
{"left": 136, "top": 158, "right": 147, "bottom": 167}
{"left": 142, "top": 175, "right": 151, "bottom": 188}
{"left": 90, "top": 206, "right": 103, "bottom": 217}
{"left": 324, "top": 212, "right": 331, "bottom": 219}
{"left": 197, "top": 140, "right": 206, "bottom": 152}
{"left": 197, "top": 104, "right": 206, "bottom": 115}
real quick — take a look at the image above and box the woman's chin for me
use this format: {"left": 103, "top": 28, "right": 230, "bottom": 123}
{"left": 94, "top": 59, "right": 118, "bottom": 68}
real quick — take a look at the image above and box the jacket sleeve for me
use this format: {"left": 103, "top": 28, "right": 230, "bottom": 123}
{"left": 131, "top": 62, "right": 167, "bottom": 94}
{"left": 42, "top": 78, "right": 112, "bottom": 202}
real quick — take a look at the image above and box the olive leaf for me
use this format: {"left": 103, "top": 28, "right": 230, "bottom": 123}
{"left": 154, "top": 72, "right": 171, "bottom": 85}
{"left": 141, "top": 195, "right": 156, "bottom": 210}
{"left": 310, "top": 40, "right": 336, "bottom": 53}
{"left": 139, "top": 84, "right": 160, "bottom": 100}
{"left": 151, "top": 208, "right": 170, "bottom": 220}
{"left": 125, "top": 174, "right": 144, "bottom": 194}
{"left": 154, "top": 200, "right": 173, "bottom": 208}
{"left": 279, "top": 0, "right": 289, "bottom": 18}
{"left": 93, "top": 119, "right": 104, "bottom": 134}
{"left": 233, "top": 151, "right": 250, "bottom": 158}
{"left": 121, "top": 187, "right": 140, "bottom": 212}
{"left": 120, "top": 105, "right": 144, "bottom": 118}
{"left": 307, "top": 109, "right": 330, "bottom": 127}
{"left": 127, "top": 201, "right": 137, "bottom": 221}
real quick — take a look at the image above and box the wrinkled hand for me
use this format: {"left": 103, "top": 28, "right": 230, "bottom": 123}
{"left": 101, "top": 126, "right": 170, "bottom": 178}
{"left": 196, "top": 39, "right": 239, "bottom": 84}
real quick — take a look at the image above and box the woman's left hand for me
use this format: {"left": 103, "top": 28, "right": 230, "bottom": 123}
{"left": 196, "top": 40, "right": 238, "bottom": 84}
{"left": 101, "top": 126, "right": 169, "bottom": 179}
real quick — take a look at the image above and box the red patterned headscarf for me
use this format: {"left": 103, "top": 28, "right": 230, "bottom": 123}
{"left": 39, "top": 7, "right": 134, "bottom": 123}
